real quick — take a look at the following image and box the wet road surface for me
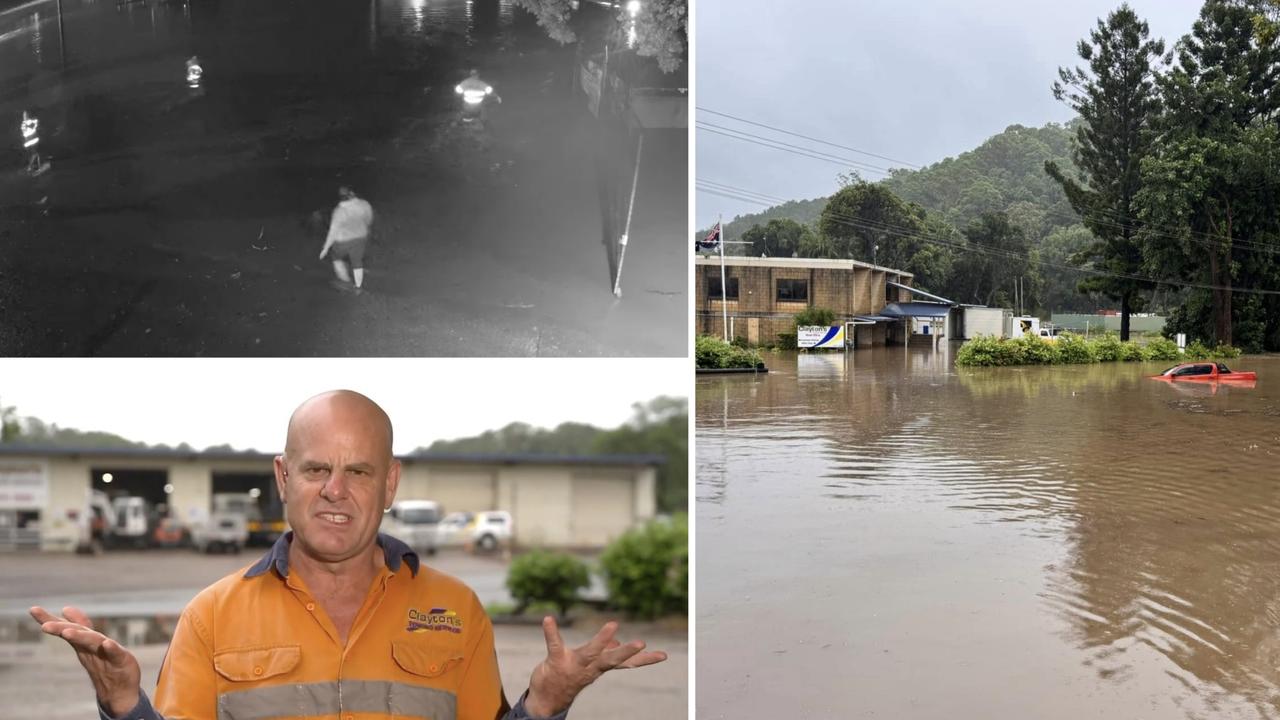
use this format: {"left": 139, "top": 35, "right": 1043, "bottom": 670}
{"left": 698, "top": 347, "right": 1280, "bottom": 719}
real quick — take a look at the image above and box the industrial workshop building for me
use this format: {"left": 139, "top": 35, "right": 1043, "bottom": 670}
{"left": 0, "top": 447, "right": 660, "bottom": 552}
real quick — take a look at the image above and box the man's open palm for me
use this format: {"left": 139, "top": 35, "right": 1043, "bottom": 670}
{"left": 30, "top": 605, "right": 142, "bottom": 716}
{"left": 524, "top": 617, "right": 667, "bottom": 717}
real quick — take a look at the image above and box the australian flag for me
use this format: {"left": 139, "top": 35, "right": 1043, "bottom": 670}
{"left": 695, "top": 223, "right": 721, "bottom": 253}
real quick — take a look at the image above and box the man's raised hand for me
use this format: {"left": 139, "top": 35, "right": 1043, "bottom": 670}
{"left": 30, "top": 605, "right": 142, "bottom": 717}
{"left": 523, "top": 617, "right": 667, "bottom": 717}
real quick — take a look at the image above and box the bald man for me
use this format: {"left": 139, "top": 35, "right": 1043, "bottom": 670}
{"left": 31, "top": 390, "right": 666, "bottom": 720}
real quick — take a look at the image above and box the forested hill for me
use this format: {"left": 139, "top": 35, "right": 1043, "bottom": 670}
{"left": 719, "top": 122, "right": 1079, "bottom": 241}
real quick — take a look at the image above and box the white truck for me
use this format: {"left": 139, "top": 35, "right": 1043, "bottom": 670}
{"left": 382, "top": 500, "right": 442, "bottom": 556}
{"left": 190, "top": 512, "right": 248, "bottom": 554}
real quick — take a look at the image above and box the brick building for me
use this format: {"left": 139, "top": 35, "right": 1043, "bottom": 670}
{"left": 695, "top": 256, "right": 915, "bottom": 347}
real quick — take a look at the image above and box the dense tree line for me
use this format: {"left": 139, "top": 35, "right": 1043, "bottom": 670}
{"left": 713, "top": 1, "right": 1280, "bottom": 351}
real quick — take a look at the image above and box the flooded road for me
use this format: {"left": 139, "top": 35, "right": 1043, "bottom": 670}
{"left": 697, "top": 348, "right": 1280, "bottom": 719}
{"left": 0, "top": 0, "right": 686, "bottom": 356}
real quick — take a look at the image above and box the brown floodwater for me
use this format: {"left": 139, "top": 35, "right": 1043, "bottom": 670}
{"left": 697, "top": 347, "right": 1280, "bottom": 719}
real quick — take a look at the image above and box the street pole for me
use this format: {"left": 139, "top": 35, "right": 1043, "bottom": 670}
{"left": 718, "top": 213, "right": 728, "bottom": 341}
{"left": 612, "top": 131, "right": 643, "bottom": 298}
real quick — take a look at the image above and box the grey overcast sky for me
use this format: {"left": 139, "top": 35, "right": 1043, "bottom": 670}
{"left": 1, "top": 359, "right": 687, "bottom": 454}
{"left": 695, "top": 0, "right": 1204, "bottom": 229}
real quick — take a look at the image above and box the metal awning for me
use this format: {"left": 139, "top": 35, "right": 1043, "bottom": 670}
{"left": 879, "top": 302, "right": 953, "bottom": 318}
{"left": 886, "top": 281, "right": 957, "bottom": 306}
{"left": 853, "top": 315, "right": 896, "bottom": 323}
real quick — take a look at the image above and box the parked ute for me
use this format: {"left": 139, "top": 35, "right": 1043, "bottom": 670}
{"left": 191, "top": 513, "right": 248, "bottom": 554}
{"left": 435, "top": 511, "right": 475, "bottom": 548}
{"left": 1152, "top": 362, "right": 1257, "bottom": 383}
{"left": 434, "top": 510, "right": 513, "bottom": 552}
{"left": 470, "top": 511, "right": 513, "bottom": 552}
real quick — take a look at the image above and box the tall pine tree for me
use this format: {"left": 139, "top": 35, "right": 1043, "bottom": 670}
{"left": 1045, "top": 4, "right": 1164, "bottom": 340}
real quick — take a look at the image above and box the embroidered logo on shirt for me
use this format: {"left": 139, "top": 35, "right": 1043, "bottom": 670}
{"left": 407, "top": 607, "right": 464, "bottom": 634}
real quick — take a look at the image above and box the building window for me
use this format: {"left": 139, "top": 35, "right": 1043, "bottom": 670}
{"left": 776, "top": 279, "right": 808, "bottom": 302}
{"left": 708, "top": 276, "right": 739, "bottom": 300}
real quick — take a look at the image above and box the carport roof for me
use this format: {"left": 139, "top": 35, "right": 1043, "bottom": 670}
{"left": 0, "top": 445, "right": 665, "bottom": 467}
{"left": 878, "top": 302, "right": 954, "bottom": 318}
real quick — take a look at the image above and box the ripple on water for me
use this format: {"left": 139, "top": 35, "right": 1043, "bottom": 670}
{"left": 698, "top": 351, "right": 1280, "bottom": 719}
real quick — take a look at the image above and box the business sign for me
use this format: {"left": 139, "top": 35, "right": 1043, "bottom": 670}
{"left": 0, "top": 462, "right": 49, "bottom": 510}
{"left": 798, "top": 325, "right": 845, "bottom": 350}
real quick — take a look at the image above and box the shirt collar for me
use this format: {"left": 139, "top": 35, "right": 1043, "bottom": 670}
{"left": 244, "top": 531, "right": 420, "bottom": 579}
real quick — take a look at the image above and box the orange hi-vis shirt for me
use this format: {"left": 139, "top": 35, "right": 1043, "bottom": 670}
{"left": 109, "top": 534, "right": 561, "bottom": 720}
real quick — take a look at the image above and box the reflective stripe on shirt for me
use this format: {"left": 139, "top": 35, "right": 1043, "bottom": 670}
{"left": 219, "top": 680, "right": 457, "bottom": 720}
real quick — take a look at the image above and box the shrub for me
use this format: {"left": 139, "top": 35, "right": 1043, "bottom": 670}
{"left": 793, "top": 306, "right": 836, "bottom": 328}
{"left": 1212, "top": 344, "right": 1243, "bottom": 359}
{"left": 1186, "top": 340, "right": 1243, "bottom": 360}
{"left": 506, "top": 551, "right": 591, "bottom": 616}
{"left": 776, "top": 331, "right": 798, "bottom": 349}
{"left": 1055, "top": 333, "right": 1098, "bottom": 364}
{"left": 600, "top": 515, "right": 687, "bottom": 620}
{"left": 1015, "top": 334, "right": 1061, "bottom": 364}
{"left": 956, "top": 335, "right": 1023, "bottom": 367}
{"left": 1184, "top": 340, "right": 1212, "bottom": 360}
{"left": 1119, "top": 341, "right": 1148, "bottom": 362}
{"left": 955, "top": 334, "right": 1241, "bottom": 367}
{"left": 696, "top": 335, "right": 764, "bottom": 369}
{"left": 1145, "top": 337, "right": 1182, "bottom": 361}
{"left": 1093, "top": 333, "right": 1123, "bottom": 362}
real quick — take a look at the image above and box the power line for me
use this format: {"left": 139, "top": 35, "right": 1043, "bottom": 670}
{"left": 697, "top": 177, "right": 1280, "bottom": 297}
{"left": 696, "top": 123, "right": 893, "bottom": 176}
{"left": 698, "top": 107, "right": 923, "bottom": 169}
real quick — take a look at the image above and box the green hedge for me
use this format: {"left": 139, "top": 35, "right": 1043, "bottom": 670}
{"left": 505, "top": 551, "right": 590, "bottom": 616}
{"left": 955, "top": 333, "right": 1241, "bottom": 367}
{"left": 696, "top": 335, "right": 765, "bottom": 369}
{"left": 600, "top": 515, "right": 687, "bottom": 620}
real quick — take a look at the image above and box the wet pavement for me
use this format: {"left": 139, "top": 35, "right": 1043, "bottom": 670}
{"left": 697, "top": 347, "right": 1280, "bottom": 719}
{"left": 0, "top": 546, "right": 687, "bottom": 718}
{"left": 0, "top": 0, "right": 687, "bottom": 356}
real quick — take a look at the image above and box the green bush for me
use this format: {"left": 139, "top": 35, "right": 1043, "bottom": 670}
{"left": 1184, "top": 340, "right": 1211, "bottom": 360}
{"left": 696, "top": 335, "right": 764, "bottom": 369}
{"left": 1119, "top": 341, "right": 1148, "bottom": 362}
{"left": 506, "top": 551, "right": 591, "bottom": 616}
{"left": 955, "top": 335, "right": 1024, "bottom": 367}
{"left": 1145, "top": 337, "right": 1182, "bottom": 361}
{"left": 1184, "top": 340, "right": 1243, "bottom": 361}
{"left": 793, "top": 306, "right": 836, "bottom": 328}
{"left": 776, "top": 331, "right": 798, "bottom": 349}
{"left": 1014, "top": 334, "right": 1061, "bottom": 364}
{"left": 955, "top": 334, "right": 1241, "bottom": 367}
{"left": 600, "top": 515, "right": 687, "bottom": 620}
{"left": 1055, "top": 333, "right": 1098, "bottom": 364}
{"left": 1093, "top": 333, "right": 1123, "bottom": 362}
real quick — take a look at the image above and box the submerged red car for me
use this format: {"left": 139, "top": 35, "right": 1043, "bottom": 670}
{"left": 1151, "top": 362, "right": 1257, "bottom": 383}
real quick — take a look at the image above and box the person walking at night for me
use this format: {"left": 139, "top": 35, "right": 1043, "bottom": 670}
{"left": 21, "top": 109, "right": 49, "bottom": 176}
{"left": 318, "top": 186, "right": 374, "bottom": 294}
{"left": 455, "top": 69, "right": 500, "bottom": 124}
{"left": 30, "top": 390, "right": 666, "bottom": 720}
